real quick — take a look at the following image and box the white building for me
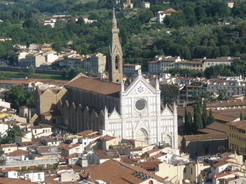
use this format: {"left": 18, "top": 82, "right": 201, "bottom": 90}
{"left": 30, "top": 124, "right": 53, "bottom": 138}
{"left": 203, "top": 56, "right": 239, "bottom": 69}
{"left": 123, "top": 64, "right": 141, "bottom": 76}
{"left": 103, "top": 70, "right": 178, "bottom": 148}
{"left": 24, "top": 172, "right": 45, "bottom": 182}
{"left": 142, "top": 2, "right": 150, "bottom": 8}
{"left": 148, "top": 56, "right": 181, "bottom": 74}
{"left": 207, "top": 76, "right": 246, "bottom": 96}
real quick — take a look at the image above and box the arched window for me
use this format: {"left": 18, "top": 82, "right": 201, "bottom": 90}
{"left": 115, "top": 55, "right": 120, "bottom": 70}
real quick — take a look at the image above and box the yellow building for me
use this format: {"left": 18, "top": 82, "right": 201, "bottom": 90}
{"left": 227, "top": 120, "right": 246, "bottom": 156}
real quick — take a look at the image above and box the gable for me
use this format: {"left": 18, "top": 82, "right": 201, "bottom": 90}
{"left": 112, "top": 45, "right": 123, "bottom": 57}
{"left": 124, "top": 75, "right": 157, "bottom": 96}
{"left": 108, "top": 108, "right": 121, "bottom": 119}
{"left": 161, "top": 106, "right": 173, "bottom": 116}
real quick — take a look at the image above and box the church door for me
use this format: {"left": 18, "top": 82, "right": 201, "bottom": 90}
{"left": 136, "top": 128, "right": 148, "bottom": 143}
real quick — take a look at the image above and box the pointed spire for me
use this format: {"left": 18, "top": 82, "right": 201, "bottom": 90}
{"left": 112, "top": 7, "right": 117, "bottom": 29}
{"left": 173, "top": 102, "right": 177, "bottom": 115}
{"left": 156, "top": 78, "right": 159, "bottom": 90}
{"left": 104, "top": 106, "right": 108, "bottom": 119}
{"left": 121, "top": 80, "right": 124, "bottom": 92}
{"left": 138, "top": 69, "right": 142, "bottom": 76}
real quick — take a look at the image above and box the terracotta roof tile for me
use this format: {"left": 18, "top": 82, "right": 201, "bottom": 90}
{"left": 65, "top": 75, "right": 120, "bottom": 97}
{"left": 213, "top": 171, "right": 234, "bottom": 179}
{"left": 99, "top": 135, "right": 116, "bottom": 141}
{"left": 213, "top": 160, "right": 229, "bottom": 168}
{"left": 140, "top": 160, "right": 162, "bottom": 168}
{"left": 87, "top": 159, "right": 170, "bottom": 183}
{"left": 207, "top": 100, "right": 246, "bottom": 108}
{"left": 227, "top": 121, "right": 246, "bottom": 130}
{"left": 58, "top": 143, "right": 80, "bottom": 150}
{"left": 6, "top": 149, "right": 28, "bottom": 157}
{"left": 199, "top": 122, "right": 229, "bottom": 134}
{"left": 183, "top": 133, "right": 227, "bottom": 141}
{"left": 0, "top": 178, "right": 33, "bottom": 184}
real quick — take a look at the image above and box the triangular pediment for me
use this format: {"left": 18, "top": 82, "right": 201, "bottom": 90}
{"left": 161, "top": 106, "right": 173, "bottom": 116}
{"left": 123, "top": 75, "right": 157, "bottom": 96}
{"left": 109, "top": 108, "right": 121, "bottom": 119}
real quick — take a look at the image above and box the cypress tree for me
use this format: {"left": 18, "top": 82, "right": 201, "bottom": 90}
{"left": 207, "top": 109, "right": 215, "bottom": 125}
{"left": 187, "top": 111, "right": 193, "bottom": 134}
{"left": 240, "top": 112, "right": 243, "bottom": 121}
{"left": 202, "top": 102, "right": 208, "bottom": 127}
{"left": 194, "top": 104, "right": 203, "bottom": 133}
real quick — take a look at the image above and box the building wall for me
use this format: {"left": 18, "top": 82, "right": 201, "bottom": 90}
{"left": 156, "top": 162, "right": 185, "bottom": 184}
{"left": 182, "top": 138, "right": 228, "bottom": 156}
{"left": 24, "top": 172, "right": 45, "bottom": 182}
{"left": 228, "top": 124, "right": 246, "bottom": 156}
{"left": 184, "top": 162, "right": 210, "bottom": 184}
{"left": 207, "top": 78, "right": 246, "bottom": 96}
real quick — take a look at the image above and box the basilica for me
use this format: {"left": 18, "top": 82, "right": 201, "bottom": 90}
{"left": 34, "top": 10, "right": 178, "bottom": 148}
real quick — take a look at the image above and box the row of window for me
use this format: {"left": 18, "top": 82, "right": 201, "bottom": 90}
{"left": 230, "top": 126, "right": 246, "bottom": 133}
{"left": 230, "top": 133, "right": 246, "bottom": 142}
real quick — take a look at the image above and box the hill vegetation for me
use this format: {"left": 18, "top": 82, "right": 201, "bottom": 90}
{"left": 0, "top": 0, "right": 246, "bottom": 76}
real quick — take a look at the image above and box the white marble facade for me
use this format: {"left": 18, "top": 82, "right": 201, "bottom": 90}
{"left": 104, "top": 70, "right": 178, "bottom": 149}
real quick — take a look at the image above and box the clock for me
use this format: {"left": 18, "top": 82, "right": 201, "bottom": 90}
{"left": 135, "top": 99, "right": 146, "bottom": 111}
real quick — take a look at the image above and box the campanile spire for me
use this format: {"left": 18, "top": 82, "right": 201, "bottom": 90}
{"left": 109, "top": 8, "right": 123, "bottom": 84}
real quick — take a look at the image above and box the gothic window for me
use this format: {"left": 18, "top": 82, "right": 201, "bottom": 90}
{"left": 115, "top": 55, "right": 120, "bottom": 70}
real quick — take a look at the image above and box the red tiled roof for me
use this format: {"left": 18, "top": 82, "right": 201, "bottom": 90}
{"left": 99, "top": 135, "right": 116, "bottom": 141}
{"left": 0, "top": 178, "right": 33, "bottom": 184}
{"left": 6, "top": 149, "right": 28, "bottom": 157}
{"left": 227, "top": 121, "right": 246, "bottom": 130}
{"left": 147, "top": 149, "right": 162, "bottom": 154}
{"left": 87, "top": 159, "right": 170, "bottom": 183}
{"left": 207, "top": 100, "right": 246, "bottom": 108}
{"left": 140, "top": 160, "right": 162, "bottom": 168}
{"left": 58, "top": 143, "right": 80, "bottom": 150}
{"left": 183, "top": 133, "right": 227, "bottom": 141}
{"left": 65, "top": 75, "right": 120, "bottom": 97}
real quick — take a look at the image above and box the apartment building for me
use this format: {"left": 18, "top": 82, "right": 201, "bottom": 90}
{"left": 203, "top": 56, "right": 239, "bottom": 69}
{"left": 90, "top": 53, "right": 106, "bottom": 73}
{"left": 123, "top": 64, "right": 141, "bottom": 76}
{"left": 207, "top": 76, "right": 246, "bottom": 96}
{"left": 148, "top": 56, "right": 239, "bottom": 74}
{"left": 174, "top": 60, "right": 203, "bottom": 71}
{"left": 228, "top": 120, "right": 246, "bottom": 156}
{"left": 148, "top": 56, "right": 181, "bottom": 74}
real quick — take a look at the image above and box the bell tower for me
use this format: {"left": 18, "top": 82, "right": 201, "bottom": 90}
{"left": 109, "top": 8, "right": 123, "bottom": 84}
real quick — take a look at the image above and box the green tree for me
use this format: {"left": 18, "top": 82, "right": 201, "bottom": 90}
{"left": 194, "top": 6, "right": 206, "bottom": 22}
{"left": 88, "top": 69, "right": 95, "bottom": 76}
{"left": 207, "top": 109, "right": 215, "bottom": 125}
{"left": 217, "top": 89, "right": 229, "bottom": 100}
{"left": 22, "top": 18, "right": 39, "bottom": 29}
{"left": 240, "top": 112, "right": 243, "bottom": 121}
{"left": 139, "top": 10, "right": 154, "bottom": 24}
{"left": 68, "top": 67, "right": 76, "bottom": 79}
{"left": 193, "top": 104, "right": 203, "bottom": 133}
{"left": 4, "top": 86, "right": 27, "bottom": 110}
{"left": 12, "top": 8, "right": 25, "bottom": 20}
{"left": 77, "top": 17, "right": 85, "bottom": 25}
{"left": 52, "top": 41, "right": 63, "bottom": 53}
{"left": 28, "top": 65, "right": 35, "bottom": 76}
{"left": 160, "top": 84, "right": 180, "bottom": 105}
{"left": 220, "top": 45, "right": 230, "bottom": 56}
{"left": 202, "top": 102, "right": 208, "bottom": 127}
{"left": 61, "top": 68, "right": 67, "bottom": 78}
{"left": 184, "top": 107, "right": 193, "bottom": 135}
{"left": 3, "top": 125, "right": 22, "bottom": 143}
